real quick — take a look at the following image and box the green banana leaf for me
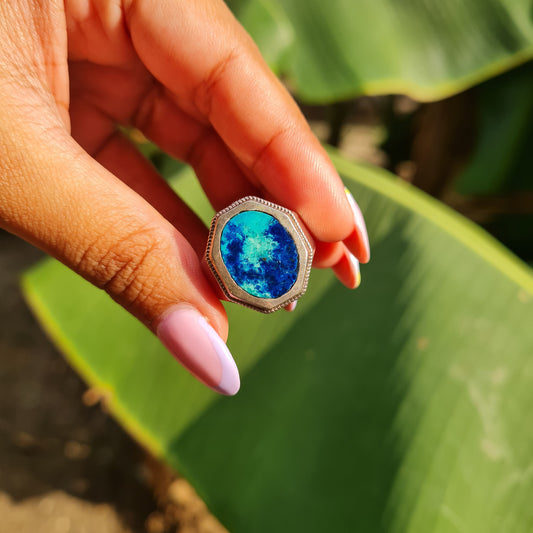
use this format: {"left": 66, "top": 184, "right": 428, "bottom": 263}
{"left": 229, "top": 0, "right": 533, "bottom": 102}
{"left": 22, "top": 155, "right": 533, "bottom": 532}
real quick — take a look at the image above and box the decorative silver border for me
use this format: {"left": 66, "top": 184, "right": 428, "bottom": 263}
{"left": 205, "top": 197, "right": 315, "bottom": 313}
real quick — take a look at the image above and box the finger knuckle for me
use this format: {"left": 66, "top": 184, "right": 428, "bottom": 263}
{"left": 193, "top": 48, "right": 239, "bottom": 118}
{"left": 78, "top": 227, "right": 167, "bottom": 310}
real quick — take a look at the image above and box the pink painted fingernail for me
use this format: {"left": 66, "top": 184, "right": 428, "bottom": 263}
{"left": 156, "top": 305, "right": 240, "bottom": 396}
{"left": 284, "top": 301, "right": 298, "bottom": 312}
{"left": 345, "top": 188, "right": 370, "bottom": 263}
{"left": 333, "top": 251, "right": 362, "bottom": 289}
{"left": 348, "top": 253, "right": 361, "bottom": 289}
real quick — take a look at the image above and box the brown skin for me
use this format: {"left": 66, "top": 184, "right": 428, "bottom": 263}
{"left": 0, "top": 0, "right": 359, "bottom": 341}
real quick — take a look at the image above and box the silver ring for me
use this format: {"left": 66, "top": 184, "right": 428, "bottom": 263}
{"left": 205, "top": 197, "right": 315, "bottom": 313}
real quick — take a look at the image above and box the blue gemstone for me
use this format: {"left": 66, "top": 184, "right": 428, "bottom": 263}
{"left": 220, "top": 210, "right": 299, "bottom": 299}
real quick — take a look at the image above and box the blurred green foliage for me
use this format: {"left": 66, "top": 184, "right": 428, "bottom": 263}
{"left": 228, "top": 0, "right": 533, "bottom": 102}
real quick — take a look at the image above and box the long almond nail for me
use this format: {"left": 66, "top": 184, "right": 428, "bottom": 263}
{"left": 156, "top": 305, "right": 240, "bottom": 395}
{"left": 345, "top": 188, "right": 370, "bottom": 263}
{"left": 348, "top": 253, "right": 361, "bottom": 288}
{"left": 333, "top": 251, "right": 361, "bottom": 289}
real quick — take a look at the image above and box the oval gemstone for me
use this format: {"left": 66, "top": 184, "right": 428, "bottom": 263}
{"left": 220, "top": 211, "right": 299, "bottom": 299}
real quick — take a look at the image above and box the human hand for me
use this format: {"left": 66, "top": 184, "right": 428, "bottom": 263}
{"left": 0, "top": 0, "right": 370, "bottom": 395}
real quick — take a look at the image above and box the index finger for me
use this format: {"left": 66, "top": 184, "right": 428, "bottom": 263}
{"left": 124, "top": 0, "right": 358, "bottom": 246}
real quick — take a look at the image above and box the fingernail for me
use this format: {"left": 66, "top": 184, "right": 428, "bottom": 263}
{"left": 348, "top": 253, "right": 362, "bottom": 289}
{"left": 345, "top": 188, "right": 370, "bottom": 263}
{"left": 284, "top": 301, "right": 298, "bottom": 312}
{"left": 156, "top": 305, "right": 240, "bottom": 396}
{"left": 333, "top": 251, "right": 362, "bottom": 289}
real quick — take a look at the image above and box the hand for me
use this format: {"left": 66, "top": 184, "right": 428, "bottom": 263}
{"left": 0, "top": 0, "right": 370, "bottom": 394}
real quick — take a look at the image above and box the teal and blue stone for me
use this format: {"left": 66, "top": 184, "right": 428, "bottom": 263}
{"left": 220, "top": 210, "right": 299, "bottom": 299}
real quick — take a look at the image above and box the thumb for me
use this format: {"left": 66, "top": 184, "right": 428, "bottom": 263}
{"left": 0, "top": 113, "right": 240, "bottom": 395}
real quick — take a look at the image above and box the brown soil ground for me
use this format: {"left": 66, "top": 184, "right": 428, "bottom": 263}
{"left": 0, "top": 230, "right": 226, "bottom": 533}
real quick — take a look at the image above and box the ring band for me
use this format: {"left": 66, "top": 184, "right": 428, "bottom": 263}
{"left": 205, "top": 197, "right": 315, "bottom": 313}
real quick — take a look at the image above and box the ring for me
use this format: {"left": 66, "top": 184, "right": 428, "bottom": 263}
{"left": 205, "top": 197, "right": 315, "bottom": 313}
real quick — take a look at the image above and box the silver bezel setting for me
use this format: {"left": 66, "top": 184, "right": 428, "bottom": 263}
{"left": 206, "top": 197, "right": 315, "bottom": 313}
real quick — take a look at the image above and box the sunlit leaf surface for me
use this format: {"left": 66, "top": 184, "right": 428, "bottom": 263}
{"left": 23, "top": 156, "right": 533, "bottom": 532}
{"left": 230, "top": 0, "right": 533, "bottom": 102}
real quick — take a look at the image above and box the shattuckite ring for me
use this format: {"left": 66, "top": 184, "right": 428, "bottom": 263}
{"left": 205, "top": 197, "right": 315, "bottom": 313}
